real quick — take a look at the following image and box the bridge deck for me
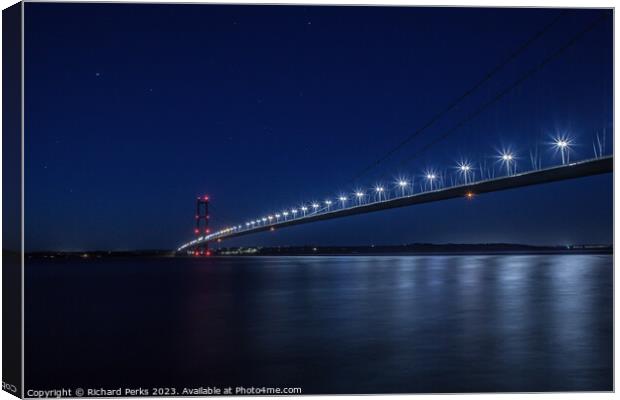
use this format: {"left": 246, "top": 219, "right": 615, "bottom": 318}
{"left": 189, "top": 156, "right": 612, "bottom": 246}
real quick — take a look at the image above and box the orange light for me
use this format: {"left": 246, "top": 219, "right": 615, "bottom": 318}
{"left": 270, "top": 227, "right": 275, "bottom": 231}
{"left": 466, "top": 192, "right": 474, "bottom": 199}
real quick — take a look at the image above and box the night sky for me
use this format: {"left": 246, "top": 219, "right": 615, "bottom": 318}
{"left": 24, "top": 4, "right": 613, "bottom": 251}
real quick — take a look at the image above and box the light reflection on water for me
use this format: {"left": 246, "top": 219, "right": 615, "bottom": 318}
{"left": 26, "top": 255, "right": 612, "bottom": 393}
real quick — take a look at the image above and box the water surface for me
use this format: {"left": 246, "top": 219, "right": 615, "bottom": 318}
{"left": 26, "top": 255, "right": 613, "bottom": 393}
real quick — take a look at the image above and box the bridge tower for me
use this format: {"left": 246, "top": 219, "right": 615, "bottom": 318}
{"left": 194, "top": 195, "right": 210, "bottom": 256}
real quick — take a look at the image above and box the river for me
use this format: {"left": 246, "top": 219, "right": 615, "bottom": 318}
{"left": 25, "top": 254, "right": 612, "bottom": 393}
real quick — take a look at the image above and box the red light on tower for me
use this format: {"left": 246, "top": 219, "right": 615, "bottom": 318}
{"left": 194, "top": 228, "right": 199, "bottom": 234}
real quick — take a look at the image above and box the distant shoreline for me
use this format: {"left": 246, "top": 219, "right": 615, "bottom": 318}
{"left": 21, "top": 243, "right": 613, "bottom": 259}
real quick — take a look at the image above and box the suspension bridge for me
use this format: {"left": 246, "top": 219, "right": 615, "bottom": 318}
{"left": 177, "top": 11, "right": 613, "bottom": 255}
{"left": 177, "top": 150, "right": 613, "bottom": 255}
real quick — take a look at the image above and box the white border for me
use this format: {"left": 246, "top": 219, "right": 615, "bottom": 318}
{"left": 0, "top": 2, "right": 616, "bottom": 400}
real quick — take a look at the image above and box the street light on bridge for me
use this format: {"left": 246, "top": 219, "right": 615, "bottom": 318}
{"left": 397, "top": 179, "right": 408, "bottom": 196}
{"left": 425, "top": 172, "right": 437, "bottom": 191}
{"left": 499, "top": 151, "right": 516, "bottom": 176}
{"left": 553, "top": 135, "right": 573, "bottom": 165}
{"left": 457, "top": 162, "right": 472, "bottom": 184}
{"left": 325, "top": 200, "right": 332, "bottom": 211}
{"left": 375, "top": 186, "right": 385, "bottom": 201}
{"left": 355, "top": 191, "right": 365, "bottom": 205}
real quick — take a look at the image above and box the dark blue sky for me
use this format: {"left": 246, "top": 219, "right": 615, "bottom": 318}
{"left": 24, "top": 4, "right": 613, "bottom": 251}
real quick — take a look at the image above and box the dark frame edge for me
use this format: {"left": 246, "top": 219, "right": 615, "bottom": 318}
{"left": 2, "top": 1, "right": 23, "bottom": 398}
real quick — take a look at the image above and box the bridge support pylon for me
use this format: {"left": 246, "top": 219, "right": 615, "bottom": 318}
{"left": 194, "top": 195, "right": 210, "bottom": 256}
